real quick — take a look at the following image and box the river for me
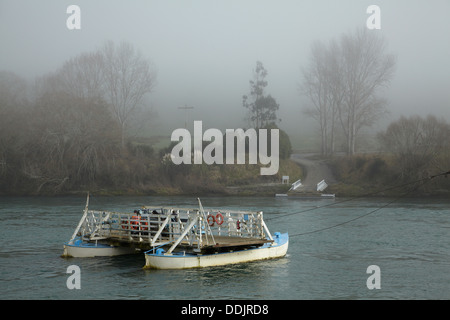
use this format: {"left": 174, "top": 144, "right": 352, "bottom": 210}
{"left": 0, "top": 195, "right": 449, "bottom": 300}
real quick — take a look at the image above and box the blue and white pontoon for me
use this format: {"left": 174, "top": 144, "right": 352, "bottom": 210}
{"left": 145, "top": 232, "right": 288, "bottom": 269}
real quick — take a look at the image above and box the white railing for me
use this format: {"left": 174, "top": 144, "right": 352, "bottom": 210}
{"left": 317, "top": 179, "right": 328, "bottom": 192}
{"left": 201, "top": 209, "right": 265, "bottom": 238}
{"left": 289, "top": 179, "right": 302, "bottom": 191}
{"left": 73, "top": 204, "right": 268, "bottom": 251}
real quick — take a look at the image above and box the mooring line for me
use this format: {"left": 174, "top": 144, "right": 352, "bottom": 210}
{"left": 270, "top": 170, "right": 449, "bottom": 237}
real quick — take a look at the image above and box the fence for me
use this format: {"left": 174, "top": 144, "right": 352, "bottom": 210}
{"left": 74, "top": 206, "right": 268, "bottom": 250}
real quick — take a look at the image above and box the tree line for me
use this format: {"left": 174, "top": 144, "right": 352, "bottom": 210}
{"left": 0, "top": 41, "right": 157, "bottom": 194}
{"left": 0, "top": 44, "right": 293, "bottom": 195}
{"left": 378, "top": 114, "right": 450, "bottom": 183}
{"left": 3, "top": 31, "right": 446, "bottom": 195}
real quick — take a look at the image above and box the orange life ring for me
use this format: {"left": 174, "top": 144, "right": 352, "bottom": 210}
{"left": 236, "top": 220, "right": 241, "bottom": 230}
{"left": 215, "top": 212, "right": 224, "bottom": 225}
{"left": 207, "top": 214, "right": 215, "bottom": 226}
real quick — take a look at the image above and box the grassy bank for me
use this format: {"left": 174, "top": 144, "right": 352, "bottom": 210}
{"left": 9, "top": 158, "right": 302, "bottom": 197}
{"left": 326, "top": 154, "right": 450, "bottom": 197}
{"left": 142, "top": 158, "right": 303, "bottom": 197}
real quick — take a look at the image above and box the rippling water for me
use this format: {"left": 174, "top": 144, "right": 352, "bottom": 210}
{"left": 0, "top": 195, "right": 449, "bottom": 300}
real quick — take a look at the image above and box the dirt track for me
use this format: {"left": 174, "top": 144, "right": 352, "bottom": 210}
{"left": 290, "top": 154, "right": 337, "bottom": 192}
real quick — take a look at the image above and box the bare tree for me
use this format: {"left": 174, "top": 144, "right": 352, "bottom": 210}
{"left": 57, "top": 51, "right": 105, "bottom": 100}
{"left": 34, "top": 51, "right": 105, "bottom": 105}
{"left": 100, "top": 41, "right": 157, "bottom": 148}
{"left": 21, "top": 89, "right": 121, "bottom": 192}
{"left": 301, "top": 40, "right": 341, "bottom": 156}
{"left": 339, "top": 28, "right": 395, "bottom": 155}
{"left": 37, "top": 41, "right": 157, "bottom": 150}
{"left": 302, "top": 28, "right": 396, "bottom": 155}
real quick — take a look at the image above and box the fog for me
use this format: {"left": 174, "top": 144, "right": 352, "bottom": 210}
{"left": 1, "top": 0, "right": 449, "bottom": 143}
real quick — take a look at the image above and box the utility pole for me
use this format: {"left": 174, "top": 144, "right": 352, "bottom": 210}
{"left": 178, "top": 105, "right": 194, "bottom": 128}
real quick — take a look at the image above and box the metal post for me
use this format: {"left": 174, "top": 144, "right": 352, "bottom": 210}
{"left": 151, "top": 214, "right": 171, "bottom": 246}
{"left": 198, "top": 198, "right": 215, "bottom": 246}
{"left": 167, "top": 216, "right": 198, "bottom": 254}
{"left": 69, "top": 192, "right": 90, "bottom": 243}
{"left": 178, "top": 105, "right": 194, "bottom": 129}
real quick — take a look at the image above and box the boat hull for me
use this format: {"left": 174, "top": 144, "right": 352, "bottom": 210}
{"left": 62, "top": 242, "right": 136, "bottom": 258}
{"left": 144, "top": 233, "right": 288, "bottom": 269}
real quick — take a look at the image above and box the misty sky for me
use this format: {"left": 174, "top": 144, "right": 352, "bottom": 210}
{"left": 1, "top": 0, "right": 449, "bottom": 139}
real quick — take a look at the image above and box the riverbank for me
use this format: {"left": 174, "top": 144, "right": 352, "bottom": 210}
{"left": 0, "top": 158, "right": 303, "bottom": 197}
{"left": 2, "top": 153, "right": 448, "bottom": 198}
{"left": 326, "top": 154, "right": 450, "bottom": 197}
{"left": 282, "top": 153, "right": 450, "bottom": 198}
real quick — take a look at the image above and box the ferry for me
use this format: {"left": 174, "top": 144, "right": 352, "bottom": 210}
{"left": 62, "top": 195, "right": 288, "bottom": 269}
